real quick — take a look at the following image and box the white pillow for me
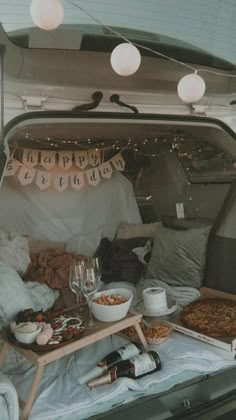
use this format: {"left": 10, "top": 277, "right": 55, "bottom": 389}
{"left": 0, "top": 231, "right": 30, "bottom": 275}
{"left": 0, "top": 264, "right": 59, "bottom": 328}
{"left": 25, "top": 282, "right": 59, "bottom": 312}
{"left": 0, "top": 263, "right": 33, "bottom": 328}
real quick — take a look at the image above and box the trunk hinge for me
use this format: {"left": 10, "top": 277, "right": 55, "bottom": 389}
{"left": 21, "top": 95, "right": 48, "bottom": 111}
{"left": 191, "top": 104, "right": 208, "bottom": 115}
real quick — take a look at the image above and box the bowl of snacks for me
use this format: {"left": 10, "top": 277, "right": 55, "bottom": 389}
{"left": 142, "top": 320, "right": 173, "bottom": 345}
{"left": 12, "top": 322, "right": 42, "bottom": 344}
{"left": 91, "top": 288, "right": 133, "bottom": 322}
{"left": 122, "top": 320, "right": 173, "bottom": 345}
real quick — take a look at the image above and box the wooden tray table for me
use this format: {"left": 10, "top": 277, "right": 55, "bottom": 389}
{"left": 0, "top": 312, "right": 148, "bottom": 420}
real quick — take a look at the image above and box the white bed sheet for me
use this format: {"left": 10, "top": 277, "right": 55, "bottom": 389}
{"left": 6, "top": 333, "right": 236, "bottom": 420}
{"left": 0, "top": 372, "right": 19, "bottom": 420}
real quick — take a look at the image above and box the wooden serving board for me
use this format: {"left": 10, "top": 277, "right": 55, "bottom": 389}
{"left": 5, "top": 327, "right": 85, "bottom": 352}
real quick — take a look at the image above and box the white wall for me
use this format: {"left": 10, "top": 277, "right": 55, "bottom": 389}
{"left": 0, "top": 0, "right": 235, "bottom": 64}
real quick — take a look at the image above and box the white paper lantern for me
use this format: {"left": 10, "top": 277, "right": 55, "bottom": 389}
{"left": 177, "top": 73, "right": 206, "bottom": 104}
{"left": 30, "top": 0, "right": 64, "bottom": 31}
{"left": 111, "top": 43, "right": 141, "bottom": 76}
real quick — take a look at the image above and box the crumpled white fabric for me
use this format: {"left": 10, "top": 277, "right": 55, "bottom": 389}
{"left": 0, "top": 264, "right": 59, "bottom": 376}
{"left": 0, "top": 263, "right": 33, "bottom": 324}
{"left": 25, "top": 282, "right": 59, "bottom": 312}
{"left": 0, "top": 372, "right": 19, "bottom": 420}
{"left": 0, "top": 230, "right": 30, "bottom": 275}
{"left": 132, "top": 239, "right": 153, "bottom": 264}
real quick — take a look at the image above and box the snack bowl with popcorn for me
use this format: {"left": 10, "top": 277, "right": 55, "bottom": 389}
{"left": 91, "top": 288, "right": 133, "bottom": 322}
{"left": 12, "top": 321, "right": 43, "bottom": 344}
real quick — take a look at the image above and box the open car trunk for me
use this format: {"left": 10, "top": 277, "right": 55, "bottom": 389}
{"left": 2, "top": 111, "right": 236, "bottom": 294}
{"left": 0, "top": 15, "right": 235, "bottom": 419}
{"left": 0, "top": 110, "right": 235, "bottom": 419}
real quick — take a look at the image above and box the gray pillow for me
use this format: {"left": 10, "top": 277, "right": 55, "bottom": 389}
{"left": 146, "top": 225, "right": 212, "bottom": 288}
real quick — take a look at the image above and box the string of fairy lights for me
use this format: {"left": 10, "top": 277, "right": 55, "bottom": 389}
{"left": 29, "top": 0, "right": 236, "bottom": 105}
{"left": 9, "top": 128, "right": 236, "bottom": 191}
{"left": 13, "top": 131, "right": 185, "bottom": 158}
{"left": 14, "top": 131, "right": 235, "bottom": 165}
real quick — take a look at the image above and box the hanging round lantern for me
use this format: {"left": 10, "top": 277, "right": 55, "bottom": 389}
{"left": 111, "top": 43, "right": 141, "bottom": 76}
{"left": 30, "top": 0, "right": 64, "bottom": 31}
{"left": 177, "top": 72, "right": 206, "bottom": 104}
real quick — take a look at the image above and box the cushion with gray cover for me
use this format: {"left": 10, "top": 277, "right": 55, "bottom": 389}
{"left": 146, "top": 225, "right": 212, "bottom": 288}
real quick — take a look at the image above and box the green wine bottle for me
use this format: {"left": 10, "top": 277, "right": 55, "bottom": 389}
{"left": 88, "top": 350, "right": 161, "bottom": 388}
{"left": 78, "top": 342, "right": 144, "bottom": 385}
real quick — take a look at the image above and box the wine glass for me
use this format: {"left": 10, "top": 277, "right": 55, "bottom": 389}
{"left": 69, "top": 259, "right": 85, "bottom": 314}
{"left": 89, "top": 257, "right": 102, "bottom": 285}
{"left": 81, "top": 265, "right": 99, "bottom": 328}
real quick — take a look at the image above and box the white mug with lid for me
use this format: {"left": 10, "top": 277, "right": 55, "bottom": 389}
{"left": 142, "top": 287, "right": 168, "bottom": 313}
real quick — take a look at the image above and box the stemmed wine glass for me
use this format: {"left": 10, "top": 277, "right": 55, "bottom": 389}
{"left": 81, "top": 257, "right": 102, "bottom": 328}
{"left": 69, "top": 259, "right": 85, "bottom": 314}
{"left": 90, "top": 257, "right": 102, "bottom": 286}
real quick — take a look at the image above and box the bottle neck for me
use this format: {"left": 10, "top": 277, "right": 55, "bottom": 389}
{"left": 78, "top": 365, "right": 106, "bottom": 386}
{"left": 88, "top": 369, "right": 117, "bottom": 388}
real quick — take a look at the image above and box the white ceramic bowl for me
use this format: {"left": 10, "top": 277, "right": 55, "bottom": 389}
{"left": 91, "top": 288, "right": 133, "bottom": 322}
{"left": 14, "top": 325, "right": 42, "bottom": 344}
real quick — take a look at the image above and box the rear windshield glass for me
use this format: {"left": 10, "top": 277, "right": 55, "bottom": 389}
{"left": 2, "top": 1, "right": 236, "bottom": 68}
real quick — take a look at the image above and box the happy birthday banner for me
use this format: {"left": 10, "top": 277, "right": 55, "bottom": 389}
{"left": 4, "top": 149, "right": 126, "bottom": 192}
{"left": 22, "top": 148, "right": 103, "bottom": 170}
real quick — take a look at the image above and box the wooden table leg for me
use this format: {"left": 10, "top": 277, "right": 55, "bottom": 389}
{"left": 20, "top": 364, "right": 44, "bottom": 420}
{"left": 134, "top": 322, "right": 149, "bottom": 351}
{"left": 0, "top": 341, "right": 9, "bottom": 367}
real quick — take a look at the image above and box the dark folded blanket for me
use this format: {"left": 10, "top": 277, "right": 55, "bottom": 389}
{"left": 95, "top": 237, "right": 148, "bottom": 284}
